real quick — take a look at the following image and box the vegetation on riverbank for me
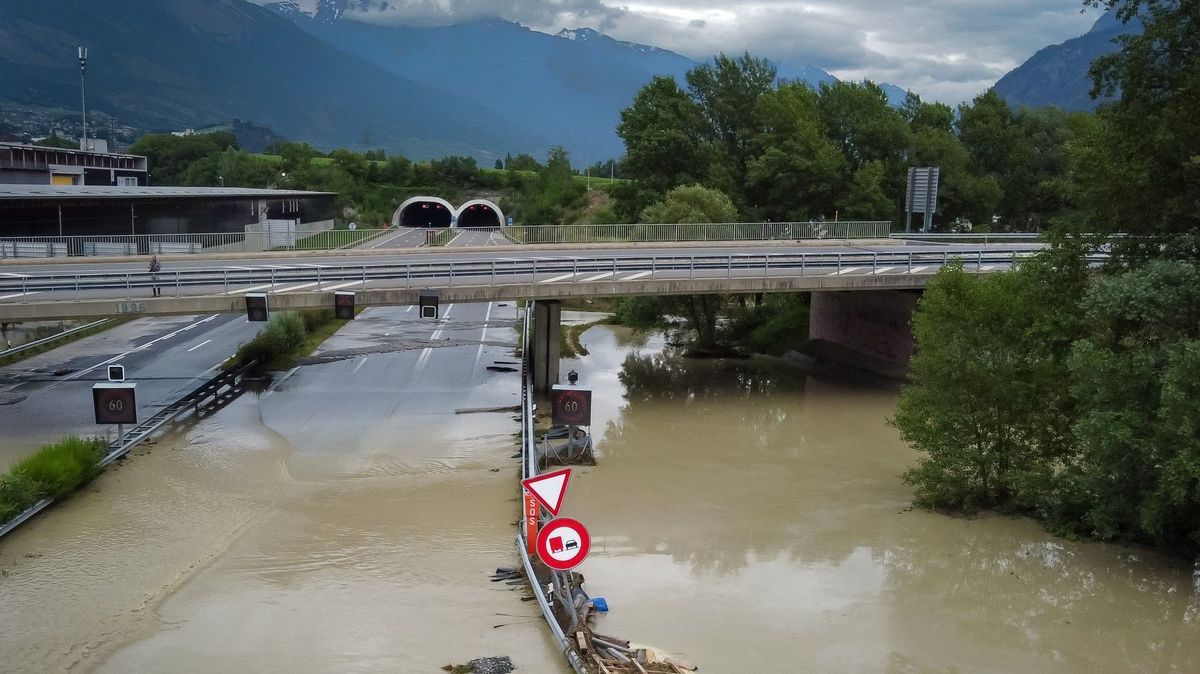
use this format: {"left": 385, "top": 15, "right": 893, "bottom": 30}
{"left": 0, "top": 437, "right": 106, "bottom": 525}
{"left": 230, "top": 309, "right": 350, "bottom": 371}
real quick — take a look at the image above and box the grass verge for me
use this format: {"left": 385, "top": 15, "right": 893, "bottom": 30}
{"left": 229, "top": 309, "right": 353, "bottom": 371}
{"left": 561, "top": 318, "right": 612, "bottom": 358}
{"left": 0, "top": 318, "right": 131, "bottom": 368}
{"left": 0, "top": 437, "right": 106, "bottom": 525}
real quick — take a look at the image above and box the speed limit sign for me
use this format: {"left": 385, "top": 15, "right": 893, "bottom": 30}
{"left": 92, "top": 383, "right": 137, "bottom": 425}
{"left": 551, "top": 385, "right": 591, "bottom": 426}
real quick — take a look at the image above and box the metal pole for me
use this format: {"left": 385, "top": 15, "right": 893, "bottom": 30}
{"left": 58, "top": 205, "right": 63, "bottom": 237}
{"left": 79, "top": 47, "right": 88, "bottom": 151}
{"left": 130, "top": 204, "right": 135, "bottom": 235}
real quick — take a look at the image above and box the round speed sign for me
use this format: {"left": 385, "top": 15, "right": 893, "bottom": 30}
{"left": 552, "top": 387, "right": 591, "bottom": 426}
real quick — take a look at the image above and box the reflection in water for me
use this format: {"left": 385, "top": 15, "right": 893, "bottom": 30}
{"left": 567, "top": 325, "right": 1200, "bottom": 672}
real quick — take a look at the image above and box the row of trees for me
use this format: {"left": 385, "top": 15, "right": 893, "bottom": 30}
{"left": 127, "top": 134, "right": 595, "bottom": 227}
{"left": 613, "top": 53, "right": 1103, "bottom": 231}
{"left": 897, "top": 0, "right": 1200, "bottom": 556}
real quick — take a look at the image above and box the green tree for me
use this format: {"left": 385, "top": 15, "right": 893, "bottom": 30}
{"left": 745, "top": 82, "right": 846, "bottom": 221}
{"left": 1065, "top": 261, "right": 1200, "bottom": 554}
{"left": 1081, "top": 0, "right": 1200, "bottom": 259}
{"left": 896, "top": 244, "right": 1089, "bottom": 511}
{"left": 130, "top": 132, "right": 239, "bottom": 185}
{"left": 836, "top": 161, "right": 894, "bottom": 221}
{"left": 616, "top": 76, "right": 710, "bottom": 202}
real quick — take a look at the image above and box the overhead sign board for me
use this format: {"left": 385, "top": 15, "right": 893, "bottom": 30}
{"left": 92, "top": 382, "right": 137, "bottom": 425}
{"left": 535, "top": 517, "right": 591, "bottom": 571}
{"left": 551, "top": 385, "right": 592, "bottom": 427}
{"left": 522, "top": 468, "right": 572, "bottom": 516}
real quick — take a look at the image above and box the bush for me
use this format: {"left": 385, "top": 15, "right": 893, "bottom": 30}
{"left": 0, "top": 436, "right": 105, "bottom": 524}
{"left": 264, "top": 312, "right": 306, "bottom": 352}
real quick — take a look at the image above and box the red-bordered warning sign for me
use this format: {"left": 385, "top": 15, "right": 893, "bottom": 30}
{"left": 535, "top": 517, "right": 590, "bottom": 571}
{"left": 521, "top": 468, "right": 571, "bottom": 516}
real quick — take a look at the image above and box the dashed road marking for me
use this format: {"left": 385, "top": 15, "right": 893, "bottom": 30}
{"left": 539, "top": 273, "right": 575, "bottom": 284}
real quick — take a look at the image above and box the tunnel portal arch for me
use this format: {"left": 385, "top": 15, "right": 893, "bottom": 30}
{"left": 394, "top": 196, "right": 455, "bottom": 228}
{"left": 456, "top": 199, "right": 505, "bottom": 228}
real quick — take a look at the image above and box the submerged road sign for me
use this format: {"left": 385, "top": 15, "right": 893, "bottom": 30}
{"left": 536, "top": 517, "right": 590, "bottom": 571}
{"left": 92, "top": 382, "right": 137, "bottom": 425}
{"left": 522, "top": 467, "right": 571, "bottom": 516}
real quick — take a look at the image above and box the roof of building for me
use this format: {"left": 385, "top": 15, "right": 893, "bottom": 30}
{"left": 0, "top": 185, "right": 336, "bottom": 201}
{"left": 0, "top": 141, "right": 146, "bottom": 162}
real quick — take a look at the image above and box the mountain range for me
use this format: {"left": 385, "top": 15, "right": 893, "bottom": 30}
{"left": 994, "top": 9, "right": 1140, "bottom": 112}
{"left": 0, "top": 0, "right": 901, "bottom": 162}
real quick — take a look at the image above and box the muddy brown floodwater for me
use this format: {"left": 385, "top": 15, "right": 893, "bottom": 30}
{"left": 2, "top": 311, "right": 1198, "bottom": 673}
{"left": 562, "top": 325, "right": 1200, "bottom": 673}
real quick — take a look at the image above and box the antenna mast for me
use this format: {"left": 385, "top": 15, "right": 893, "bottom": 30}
{"left": 78, "top": 46, "right": 88, "bottom": 150}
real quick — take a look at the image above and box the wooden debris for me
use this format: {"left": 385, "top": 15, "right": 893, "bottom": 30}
{"left": 575, "top": 631, "right": 589, "bottom": 653}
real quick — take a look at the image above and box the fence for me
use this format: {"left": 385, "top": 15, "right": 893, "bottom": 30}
{"left": 503, "top": 221, "right": 891, "bottom": 244}
{"left": 0, "top": 228, "right": 390, "bottom": 259}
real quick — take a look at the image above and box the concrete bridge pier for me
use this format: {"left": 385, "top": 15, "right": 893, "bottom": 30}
{"left": 806, "top": 290, "right": 920, "bottom": 378}
{"left": 531, "top": 300, "right": 561, "bottom": 394}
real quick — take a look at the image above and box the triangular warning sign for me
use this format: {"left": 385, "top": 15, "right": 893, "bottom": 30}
{"left": 521, "top": 468, "right": 572, "bottom": 516}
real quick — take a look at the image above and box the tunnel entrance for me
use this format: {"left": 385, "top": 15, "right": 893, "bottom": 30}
{"left": 399, "top": 200, "right": 453, "bottom": 228}
{"left": 457, "top": 201, "right": 503, "bottom": 228}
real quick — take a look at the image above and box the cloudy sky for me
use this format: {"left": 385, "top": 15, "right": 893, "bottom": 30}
{"left": 279, "top": 0, "right": 1105, "bottom": 104}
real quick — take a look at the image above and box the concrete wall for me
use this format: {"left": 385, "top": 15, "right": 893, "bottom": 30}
{"left": 808, "top": 290, "right": 920, "bottom": 365}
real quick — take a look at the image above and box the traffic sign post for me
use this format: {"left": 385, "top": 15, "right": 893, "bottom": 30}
{"left": 522, "top": 468, "right": 571, "bottom": 516}
{"left": 245, "top": 292, "right": 269, "bottom": 322}
{"left": 551, "top": 385, "right": 591, "bottom": 427}
{"left": 334, "top": 291, "right": 355, "bottom": 320}
{"left": 107, "top": 364, "right": 125, "bottom": 382}
{"left": 93, "top": 382, "right": 137, "bottom": 438}
{"left": 419, "top": 289, "right": 439, "bottom": 319}
{"left": 524, "top": 490, "right": 539, "bottom": 555}
{"left": 535, "top": 517, "right": 590, "bottom": 571}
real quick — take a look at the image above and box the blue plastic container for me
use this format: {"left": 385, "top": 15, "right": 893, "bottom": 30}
{"left": 591, "top": 597, "right": 609, "bottom": 612}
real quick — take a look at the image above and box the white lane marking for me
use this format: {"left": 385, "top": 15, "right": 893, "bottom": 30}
{"left": 405, "top": 305, "right": 414, "bottom": 313}
{"left": 61, "top": 314, "right": 221, "bottom": 382}
{"left": 831, "top": 267, "right": 863, "bottom": 276}
{"left": 274, "top": 282, "right": 319, "bottom": 293}
{"left": 186, "top": 339, "right": 212, "bottom": 352}
{"left": 225, "top": 265, "right": 257, "bottom": 271}
{"left": 322, "top": 280, "right": 365, "bottom": 291}
{"left": 981, "top": 265, "right": 998, "bottom": 271}
{"left": 264, "top": 366, "right": 300, "bottom": 397}
{"left": 0, "top": 272, "right": 29, "bottom": 278}
{"left": 622, "top": 271, "right": 653, "bottom": 281}
{"left": 298, "top": 264, "right": 331, "bottom": 268}
{"left": 412, "top": 303, "right": 455, "bottom": 378}
{"left": 872, "top": 267, "right": 896, "bottom": 275}
{"left": 227, "top": 283, "right": 276, "bottom": 295}
{"left": 353, "top": 356, "right": 371, "bottom": 373}
{"left": 264, "top": 265, "right": 294, "bottom": 269}
{"left": 580, "top": 272, "right": 614, "bottom": 282}
{"left": 910, "top": 266, "right": 931, "bottom": 274}
{"left": 0, "top": 291, "right": 38, "bottom": 300}
{"left": 471, "top": 302, "right": 494, "bottom": 382}
{"left": 539, "top": 273, "right": 575, "bottom": 284}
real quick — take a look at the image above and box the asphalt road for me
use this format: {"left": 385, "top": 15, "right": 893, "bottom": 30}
{"left": 0, "top": 313, "right": 262, "bottom": 468}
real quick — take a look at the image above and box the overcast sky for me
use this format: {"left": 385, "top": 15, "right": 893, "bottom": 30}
{"left": 278, "top": 0, "right": 1105, "bottom": 104}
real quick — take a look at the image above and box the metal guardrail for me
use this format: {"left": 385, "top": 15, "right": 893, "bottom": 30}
{"left": 0, "top": 248, "right": 1070, "bottom": 302}
{"left": 0, "top": 361, "right": 256, "bottom": 540}
{"left": 0, "top": 318, "right": 110, "bottom": 358}
{"left": 506, "top": 221, "right": 891, "bottom": 244}
{"left": 517, "top": 302, "right": 589, "bottom": 674}
{"left": 0, "top": 229, "right": 392, "bottom": 258}
{"left": 424, "top": 229, "right": 457, "bottom": 247}
{"left": 891, "top": 232, "right": 1044, "bottom": 244}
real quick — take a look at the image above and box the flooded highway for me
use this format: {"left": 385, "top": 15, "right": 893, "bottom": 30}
{"left": 1, "top": 308, "right": 1198, "bottom": 672}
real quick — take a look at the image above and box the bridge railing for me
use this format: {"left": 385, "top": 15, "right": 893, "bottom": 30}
{"left": 0, "top": 248, "right": 1096, "bottom": 302}
{"left": 0, "top": 229, "right": 392, "bottom": 259}
{"left": 504, "top": 221, "right": 891, "bottom": 244}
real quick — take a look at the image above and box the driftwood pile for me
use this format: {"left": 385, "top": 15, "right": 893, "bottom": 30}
{"left": 576, "top": 630, "right": 697, "bottom": 673}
